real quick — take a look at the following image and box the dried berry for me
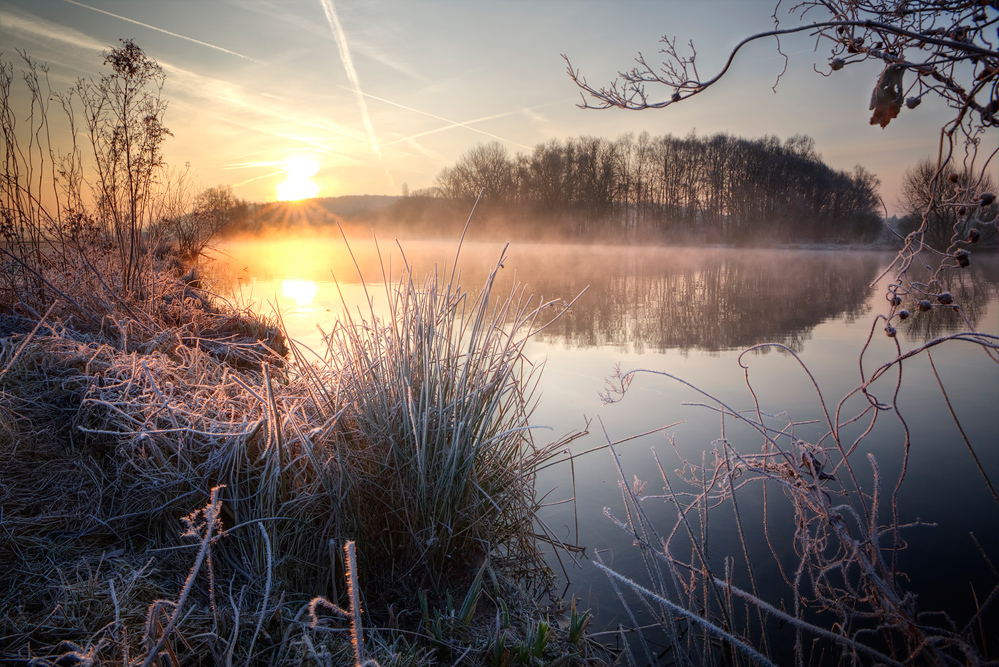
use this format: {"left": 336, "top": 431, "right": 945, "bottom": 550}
{"left": 885, "top": 325, "right": 897, "bottom": 338}
{"left": 981, "top": 192, "right": 996, "bottom": 206}
{"left": 918, "top": 299, "right": 932, "bottom": 312}
{"left": 831, "top": 58, "right": 845, "bottom": 71}
{"left": 898, "top": 309, "right": 910, "bottom": 320}
{"left": 905, "top": 97, "right": 921, "bottom": 109}
{"left": 948, "top": 173, "right": 960, "bottom": 183}
{"left": 955, "top": 249, "right": 970, "bottom": 268}
{"left": 969, "top": 228, "right": 981, "bottom": 243}
{"left": 958, "top": 206, "right": 967, "bottom": 217}
{"left": 938, "top": 292, "right": 954, "bottom": 305}
{"left": 888, "top": 295, "right": 902, "bottom": 306}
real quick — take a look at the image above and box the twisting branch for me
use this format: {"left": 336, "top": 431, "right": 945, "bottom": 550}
{"left": 564, "top": 1, "right": 998, "bottom": 132}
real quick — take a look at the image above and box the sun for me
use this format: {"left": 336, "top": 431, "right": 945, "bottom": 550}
{"left": 276, "top": 157, "right": 321, "bottom": 201}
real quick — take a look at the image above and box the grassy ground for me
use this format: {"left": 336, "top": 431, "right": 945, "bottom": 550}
{"left": 0, "top": 238, "right": 607, "bottom": 666}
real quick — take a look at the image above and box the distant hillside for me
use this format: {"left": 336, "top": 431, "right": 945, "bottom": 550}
{"left": 231, "top": 195, "right": 402, "bottom": 234}
{"left": 314, "top": 195, "right": 400, "bottom": 217}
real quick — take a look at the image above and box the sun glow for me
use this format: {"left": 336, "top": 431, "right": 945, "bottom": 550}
{"left": 281, "top": 278, "right": 320, "bottom": 306}
{"left": 276, "top": 157, "right": 321, "bottom": 201}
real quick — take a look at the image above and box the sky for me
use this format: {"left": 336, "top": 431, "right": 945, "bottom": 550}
{"left": 0, "top": 0, "right": 969, "bottom": 214}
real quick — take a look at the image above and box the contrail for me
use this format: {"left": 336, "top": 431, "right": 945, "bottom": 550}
{"left": 318, "top": 0, "right": 380, "bottom": 157}
{"left": 60, "top": 0, "right": 258, "bottom": 61}
{"left": 231, "top": 170, "right": 285, "bottom": 188}
{"left": 379, "top": 101, "right": 570, "bottom": 150}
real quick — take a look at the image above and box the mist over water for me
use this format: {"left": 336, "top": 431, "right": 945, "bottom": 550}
{"left": 215, "top": 236, "right": 997, "bottom": 352}
{"left": 212, "top": 235, "right": 999, "bottom": 655}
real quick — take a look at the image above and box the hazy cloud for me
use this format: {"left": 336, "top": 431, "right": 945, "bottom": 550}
{"left": 0, "top": 7, "right": 106, "bottom": 56}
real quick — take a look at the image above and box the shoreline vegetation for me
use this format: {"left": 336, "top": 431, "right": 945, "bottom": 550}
{"left": 1, "top": 222, "right": 605, "bottom": 665}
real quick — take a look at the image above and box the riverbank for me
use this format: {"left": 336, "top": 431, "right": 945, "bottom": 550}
{"left": 0, "top": 247, "right": 605, "bottom": 666}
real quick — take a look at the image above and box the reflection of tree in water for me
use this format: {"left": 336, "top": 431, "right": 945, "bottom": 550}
{"left": 215, "top": 240, "right": 998, "bottom": 354}
{"left": 894, "top": 259, "right": 999, "bottom": 343}
{"left": 527, "top": 248, "right": 883, "bottom": 353}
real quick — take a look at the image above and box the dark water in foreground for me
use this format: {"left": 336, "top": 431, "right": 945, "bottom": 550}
{"left": 216, "top": 238, "right": 999, "bottom": 659}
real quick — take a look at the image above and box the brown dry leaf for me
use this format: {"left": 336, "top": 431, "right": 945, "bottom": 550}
{"left": 869, "top": 65, "right": 905, "bottom": 128}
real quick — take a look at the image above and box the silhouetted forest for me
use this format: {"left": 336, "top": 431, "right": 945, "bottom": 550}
{"left": 357, "top": 132, "right": 883, "bottom": 244}
{"left": 223, "top": 132, "right": 883, "bottom": 245}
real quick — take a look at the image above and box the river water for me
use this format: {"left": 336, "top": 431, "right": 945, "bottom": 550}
{"left": 212, "top": 236, "right": 999, "bottom": 657}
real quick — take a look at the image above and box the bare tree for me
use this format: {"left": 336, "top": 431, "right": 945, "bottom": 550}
{"left": 73, "top": 39, "right": 172, "bottom": 295}
{"left": 165, "top": 185, "right": 246, "bottom": 261}
{"left": 898, "top": 156, "right": 999, "bottom": 250}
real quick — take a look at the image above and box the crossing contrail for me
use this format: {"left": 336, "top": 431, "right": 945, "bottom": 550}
{"left": 318, "top": 0, "right": 392, "bottom": 188}
{"left": 60, "top": 0, "right": 258, "bottom": 61}
{"left": 318, "top": 0, "right": 380, "bottom": 157}
{"left": 378, "top": 101, "right": 569, "bottom": 150}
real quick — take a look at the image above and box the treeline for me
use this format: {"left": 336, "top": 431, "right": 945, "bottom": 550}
{"left": 389, "top": 132, "right": 883, "bottom": 244}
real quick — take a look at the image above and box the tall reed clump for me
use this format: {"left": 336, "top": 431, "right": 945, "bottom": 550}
{"left": 305, "top": 234, "right": 577, "bottom": 592}
{"left": 0, "top": 226, "right": 594, "bottom": 664}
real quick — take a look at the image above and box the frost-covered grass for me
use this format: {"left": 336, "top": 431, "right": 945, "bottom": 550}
{"left": 0, "top": 225, "right": 601, "bottom": 665}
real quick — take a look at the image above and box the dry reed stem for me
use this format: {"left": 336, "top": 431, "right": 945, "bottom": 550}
{"left": 140, "top": 485, "right": 224, "bottom": 667}
{"left": 597, "top": 328, "right": 997, "bottom": 664}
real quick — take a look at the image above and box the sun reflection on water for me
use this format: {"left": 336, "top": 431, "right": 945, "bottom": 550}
{"left": 281, "top": 278, "right": 319, "bottom": 307}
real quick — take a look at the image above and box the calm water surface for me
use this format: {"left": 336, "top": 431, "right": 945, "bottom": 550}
{"left": 214, "top": 236, "right": 999, "bottom": 652}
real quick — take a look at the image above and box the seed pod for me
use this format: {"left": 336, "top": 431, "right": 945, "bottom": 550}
{"left": 958, "top": 206, "right": 967, "bottom": 217}
{"left": 906, "top": 97, "right": 921, "bottom": 109}
{"left": 981, "top": 192, "right": 996, "bottom": 206}
{"left": 969, "top": 228, "right": 981, "bottom": 243}
{"left": 955, "top": 250, "right": 970, "bottom": 268}
{"left": 831, "top": 58, "right": 845, "bottom": 71}
{"left": 885, "top": 325, "right": 897, "bottom": 338}
{"left": 938, "top": 292, "right": 954, "bottom": 305}
{"left": 948, "top": 173, "right": 960, "bottom": 183}
{"left": 918, "top": 299, "right": 932, "bottom": 312}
